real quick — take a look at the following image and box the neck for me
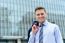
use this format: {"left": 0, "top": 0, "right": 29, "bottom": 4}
{"left": 39, "top": 21, "right": 45, "bottom": 24}
{"left": 39, "top": 20, "right": 46, "bottom": 25}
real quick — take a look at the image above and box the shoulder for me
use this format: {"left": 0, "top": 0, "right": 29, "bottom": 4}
{"left": 47, "top": 22, "right": 59, "bottom": 30}
{"left": 48, "top": 22, "right": 59, "bottom": 27}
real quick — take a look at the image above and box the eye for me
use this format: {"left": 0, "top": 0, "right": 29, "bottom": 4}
{"left": 37, "top": 14, "right": 40, "bottom": 16}
{"left": 41, "top": 13, "right": 44, "bottom": 15}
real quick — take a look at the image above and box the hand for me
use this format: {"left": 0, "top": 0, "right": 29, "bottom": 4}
{"left": 32, "top": 25, "right": 38, "bottom": 34}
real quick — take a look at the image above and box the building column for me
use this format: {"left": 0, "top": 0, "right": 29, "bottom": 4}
{"left": 17, "top": 39, "right": 21, "bottom": 43}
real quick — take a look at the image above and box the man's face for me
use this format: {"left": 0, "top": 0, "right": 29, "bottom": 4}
{"left": 35, "top": 9, "right": 47, "bottom": 23}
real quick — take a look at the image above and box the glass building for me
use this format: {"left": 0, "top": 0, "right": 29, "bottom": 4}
{"left": 0, "top": 0, "right": 65, "bottom": 43}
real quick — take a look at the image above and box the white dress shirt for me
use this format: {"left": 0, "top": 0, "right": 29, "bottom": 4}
{"left": 28, "top": 20, "right": 63, "bottom": 43}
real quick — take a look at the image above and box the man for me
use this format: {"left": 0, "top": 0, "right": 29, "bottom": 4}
{"left": 28, "top": 7, "right": 63, "bottom": 43}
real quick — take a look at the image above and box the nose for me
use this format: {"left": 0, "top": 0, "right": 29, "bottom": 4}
{"left": 39, "top": 14, "right": 44, "bottom": 17}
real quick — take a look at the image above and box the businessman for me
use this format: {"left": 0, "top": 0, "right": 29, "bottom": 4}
{"left": 28, "top": 7, "right": 63, "bottom": 43}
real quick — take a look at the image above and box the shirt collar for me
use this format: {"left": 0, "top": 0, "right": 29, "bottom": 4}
{"left": 42, "top": 20, "right": 48, "bottom": 26}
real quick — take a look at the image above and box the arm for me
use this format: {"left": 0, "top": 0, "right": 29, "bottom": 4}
{"left": 28, "top": 23, "right": 38, "bottom": 43}
{"left": 28, "top": 32, "right": 35, "bottom": 43}
{"left": 54, "top": 25, "right": 63, "bottom": 43}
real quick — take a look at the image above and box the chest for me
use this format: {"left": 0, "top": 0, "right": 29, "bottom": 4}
{"left": 35, "top": 25, "right": 55, "bottom": 38}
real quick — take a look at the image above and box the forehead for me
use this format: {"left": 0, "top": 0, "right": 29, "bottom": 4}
{"left": 35, "top": 9, "right": 45, "bottom": 14}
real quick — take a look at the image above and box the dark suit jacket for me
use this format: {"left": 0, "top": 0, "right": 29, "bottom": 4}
{"left": 27, "top": 21, "right": 39, "bottom": 41}
{"left": 27, "top": 27, "right": 32, "bottom": 41}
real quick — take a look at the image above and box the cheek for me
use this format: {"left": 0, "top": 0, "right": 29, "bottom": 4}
{"left": 42, "top": 14, "right": 47, "bottom": 18}
{"left": 36, "top": 16, "right": 40, "bottom": 20}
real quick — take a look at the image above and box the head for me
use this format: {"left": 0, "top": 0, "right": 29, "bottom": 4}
{"left": 35, "top": 7, "right": 47, "bottom": 23}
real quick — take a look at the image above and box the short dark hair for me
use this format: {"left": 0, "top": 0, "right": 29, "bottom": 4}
{"left": 35, "top": 7, "right": 46, "bottom": 13}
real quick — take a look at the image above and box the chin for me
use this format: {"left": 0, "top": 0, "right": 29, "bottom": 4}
{"left": 38, "top": 20, "right": 44, "bottom": 23}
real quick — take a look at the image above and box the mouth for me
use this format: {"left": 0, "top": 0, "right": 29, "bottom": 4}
{"left": 39, "top": 17, "right": 44, "bottom": 19}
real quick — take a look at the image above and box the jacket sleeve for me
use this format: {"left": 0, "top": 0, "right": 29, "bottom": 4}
{"left": 28, "top": 27, "right": 32, "bottom": 41}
